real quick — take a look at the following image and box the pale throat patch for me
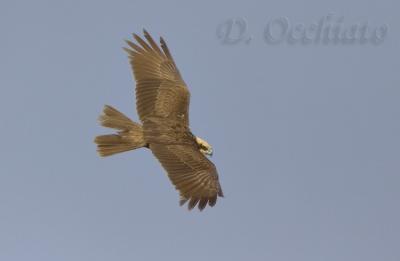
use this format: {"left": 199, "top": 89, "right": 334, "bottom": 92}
{"left": 195, "top": 136, "right": 213, "bottom": 156}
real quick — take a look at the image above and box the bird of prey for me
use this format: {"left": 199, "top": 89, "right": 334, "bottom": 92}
{"left": 94, "top": 30, "right": 223, "bottom": 210}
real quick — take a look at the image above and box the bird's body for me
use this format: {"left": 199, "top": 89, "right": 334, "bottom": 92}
{"left": 94, "top": 30, "right": 223, "bottom": 210}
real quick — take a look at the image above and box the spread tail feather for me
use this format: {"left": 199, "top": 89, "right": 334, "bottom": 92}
{"left": 95, "top": 105, "right": 146, "bottom": 157}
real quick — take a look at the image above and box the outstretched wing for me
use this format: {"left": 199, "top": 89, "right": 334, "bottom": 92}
{"left": 124, "top": 30, "right": 190, "bottom": 125}
{"left": 150, "top": 143, "right": 224, "bottom": 211}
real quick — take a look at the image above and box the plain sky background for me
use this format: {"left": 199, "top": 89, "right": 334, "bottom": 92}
{"left": 1, "top": 0, "right": 399, "bottom": 260}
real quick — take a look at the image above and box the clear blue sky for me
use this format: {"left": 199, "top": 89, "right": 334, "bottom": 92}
{"left": 1, "top": 0, "right": 399, "bottom": 260}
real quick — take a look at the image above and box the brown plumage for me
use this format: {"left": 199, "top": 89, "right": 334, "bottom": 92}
{"left": 94, "top": 30, "right": 223, "bottom": 210}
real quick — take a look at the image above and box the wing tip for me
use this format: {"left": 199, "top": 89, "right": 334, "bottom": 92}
{"left": 159, "top": 36, "right": 166, "bottom": 47}
{"left": 179, "top": 194, "right": 222, "bottom": 211}
{"left": 179, "top": 197, "right": 188, "bottom": 206}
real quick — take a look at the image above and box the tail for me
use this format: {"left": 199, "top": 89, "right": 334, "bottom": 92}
{"left": 94, "top": 105, "right": 146, "bottom": 157}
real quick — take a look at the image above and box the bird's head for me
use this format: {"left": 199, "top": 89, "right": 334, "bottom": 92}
{"left": 195, "top": 136, "right": 213, "bottom": 157}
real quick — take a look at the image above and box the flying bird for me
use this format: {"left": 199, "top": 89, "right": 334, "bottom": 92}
{"left": 94, "top": 30, "right": 223, "bottom": 210}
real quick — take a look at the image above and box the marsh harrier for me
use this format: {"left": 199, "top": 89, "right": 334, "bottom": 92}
{"left": 94, "top": 30, "right": 223, "bottom": 210}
